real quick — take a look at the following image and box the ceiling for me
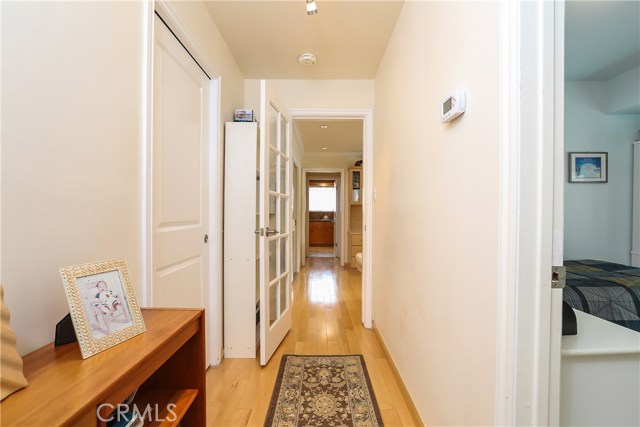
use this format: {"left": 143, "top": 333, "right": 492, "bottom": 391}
{"left": 565, "top": 1, "right": 640, "bottom": 80}
{"left": 203, "top": 1, "right": 399, "bottom": 153}
{"left": 203, "top": 1, "right": 404, "bottom": 79}
{"left": 294, "top": 119, "right": 363, "bottom": 153}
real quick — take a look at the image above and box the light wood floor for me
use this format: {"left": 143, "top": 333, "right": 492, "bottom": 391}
{"left": 205, "top": 256, "right": 416, "bottom": 426}
{"left": 308, "top": 245, "right": 337, "bottom": 257}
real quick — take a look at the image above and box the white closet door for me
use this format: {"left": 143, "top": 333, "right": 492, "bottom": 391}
{"left": 152, "top": 15, "right": 211, "bottom": 364}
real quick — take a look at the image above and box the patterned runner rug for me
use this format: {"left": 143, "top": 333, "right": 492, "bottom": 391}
{"left": 265, "top": 354, "right": 383, "bottom": 427}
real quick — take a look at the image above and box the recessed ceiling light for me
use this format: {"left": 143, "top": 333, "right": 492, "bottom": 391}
{"left": 298, "top": 52, "right": 317, "bottom": 66}
{"left": 321, "top": 146, "right": 328, "bottom": 150}
{"left": 320, "top": 125, "right": 328, "bottom": 129}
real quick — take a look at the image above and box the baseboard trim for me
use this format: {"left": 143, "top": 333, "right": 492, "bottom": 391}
{"left": 372, "top": 321, "right": 425, "bottom": 427}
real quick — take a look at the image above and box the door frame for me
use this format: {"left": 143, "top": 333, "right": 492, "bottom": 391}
{"left": 145, "top": 0, "right": 224, "bottom": 366}
{"left": 303, "top": 170, "right": 344, "bottom": 263}
{"left": 292, "top": 161, "right": 301, "bottom": 276}
{"left": 549, "top": 2, "right": 566, "bottom": 423}
{"left": 291, "top": 108, "right": 373, "bottom": 328}
{"left": 495, "top": 0, "right": 560, "bottom": 424}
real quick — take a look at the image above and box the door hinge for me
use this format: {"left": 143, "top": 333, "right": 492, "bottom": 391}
{"left": 552, "top": 266, "right": 566, "bottom": 289}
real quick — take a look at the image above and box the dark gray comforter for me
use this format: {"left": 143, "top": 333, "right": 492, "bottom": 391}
{"left": 563, "top": 259, "right": 640, "bottom": 333}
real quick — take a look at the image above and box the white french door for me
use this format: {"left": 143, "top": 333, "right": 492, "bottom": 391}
{"left": 152, "top": 14, "right": 211, "bottom": 364}
{"left": 259, "top": 81, "right": 293, "bottom": 366}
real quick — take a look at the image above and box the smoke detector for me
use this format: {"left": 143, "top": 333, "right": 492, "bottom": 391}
{"left": 298, "top": 52, "right": 317, "bottom": 66}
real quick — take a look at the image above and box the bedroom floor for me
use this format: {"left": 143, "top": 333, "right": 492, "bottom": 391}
{"left": 205, "top": 256, "right": 417, "bottom": 426}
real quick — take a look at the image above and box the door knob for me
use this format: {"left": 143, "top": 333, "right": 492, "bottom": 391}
{"left": 204, "top": 234, "right": 209, "bottom": 243}
{"left": 265, "top": 228, "right": 280, "bottom": 236}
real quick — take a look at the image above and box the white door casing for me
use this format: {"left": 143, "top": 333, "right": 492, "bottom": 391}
{"left": 293, "top": 162, "right": 300, "bottom": 275}
{"left": 259, "top": 80, "right": 293, "bottom": 366}
{"left": 495, "top": 0, "right": 561, "bottom": 425}
{"left": 549, "top": 1, "right": 566, "bottom": 424}
{"left": 303, "top": 169, "right": 345, "bottom": 265}
{"left": 334, "top": 178, "right": 341, "bottom": 258}
{"left": 152, "top": 14, "right": 211, "bottom": 363}
{"left": 632, "top": 141, "right": 640, "bottom": 267}
{"left": 290, "top": 109, "right": 374, "bottom": 329}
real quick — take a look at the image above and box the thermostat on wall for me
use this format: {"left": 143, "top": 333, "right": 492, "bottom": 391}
{"left": 441, "top": 90, "right": 466, "bottom": 123}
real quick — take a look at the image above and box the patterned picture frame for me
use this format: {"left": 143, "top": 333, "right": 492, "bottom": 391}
{"left": 59, "top": 259, "right": 145, "bottom": 359}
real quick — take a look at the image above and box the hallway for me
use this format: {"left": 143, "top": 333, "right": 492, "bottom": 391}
{"left": 205, "top": 256, "right": 416, "bottom": 426}
{"left": 307, "top": 245, "right": 337, "bottom": 258}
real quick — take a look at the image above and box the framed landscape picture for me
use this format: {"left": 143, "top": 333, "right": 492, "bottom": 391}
{"left": 568, "top": 152, "right": 608, "bottom": 183}
{"left": 60, "top": 259, "right": 146, "bottom": 359}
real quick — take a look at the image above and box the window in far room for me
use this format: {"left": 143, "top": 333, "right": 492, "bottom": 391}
{"left": 309, "top": 186, "right": 336, "bottom": 212}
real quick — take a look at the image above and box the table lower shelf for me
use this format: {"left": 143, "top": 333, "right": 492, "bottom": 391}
{"left": 101, "top": 388, "right": 198, "bottom": 427}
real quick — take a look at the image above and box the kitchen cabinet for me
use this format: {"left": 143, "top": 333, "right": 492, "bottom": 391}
{"left": 309, "top": 220, "right": 334, "bottom": 246}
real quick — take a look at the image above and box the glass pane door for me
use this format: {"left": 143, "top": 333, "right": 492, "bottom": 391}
{"left": 259, "top": 81, "right": 292, "bottom": 366}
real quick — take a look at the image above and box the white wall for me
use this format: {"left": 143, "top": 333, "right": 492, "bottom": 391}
{"left": 564, "top": 81, "right": 640, "bottom": 264}
{"left": 244, "top": 78, "right": 374, "bottom": 123}
{"left": 303, "top": 153, "right": 362, "bottom": 169}
{"left": 2, "top": 1, "right": 146, "bottom": 355}
{"left": 262, "top": 79, "right": 375, "bottom": 110}
{"left": 607, "top": 66, "right": 640, "bottom": 114}
{"left": 373, "top": 2, "right": 500, "bottom": 425}
{"left": 1, "top": 1, "right": 244, "bottom": 356}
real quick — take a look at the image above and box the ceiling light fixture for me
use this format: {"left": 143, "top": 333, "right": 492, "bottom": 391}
{"left": 306, "top": 0, "right": 318, "bottom": 15}
{"left": 320, "top": 125, "right": 328, "bottom": 129}
{"left": 321, "top": 146, "right": 328, "bottom": 150}
{"left": 298, "top": 52, "right": 317, "bottom": 66}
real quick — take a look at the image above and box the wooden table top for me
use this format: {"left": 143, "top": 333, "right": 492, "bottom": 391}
{"left": 1, "top": 308, "right": 203, "bottom": 427}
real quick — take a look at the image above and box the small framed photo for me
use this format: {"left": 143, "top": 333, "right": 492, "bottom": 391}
{"left": 568, "top": 152, "right": 608, "bottom": 183}
{"left": 59, "top": 259, "right": 145, "bottom": 359}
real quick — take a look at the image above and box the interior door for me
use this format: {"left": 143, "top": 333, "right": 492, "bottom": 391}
{"left": 259, "top": 80, "right": 292, "bottom": 366}
{"left": 152, "top": 14, "right": 210, "bottom": 365}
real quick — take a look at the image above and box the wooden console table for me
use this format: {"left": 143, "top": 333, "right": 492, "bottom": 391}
{"left": 1, "top": 308, "right": 206, "bottom": 427}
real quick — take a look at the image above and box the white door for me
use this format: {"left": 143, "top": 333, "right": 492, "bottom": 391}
{"left": 152, "top": 15, "right": 211, "bottom": 364}
{"left": 259, "top": 80, "right": 292, "bottom": 366}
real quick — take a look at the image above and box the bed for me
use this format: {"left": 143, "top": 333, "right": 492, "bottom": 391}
{"left": 563, "top": 259, "right": 640, "bottom": 333}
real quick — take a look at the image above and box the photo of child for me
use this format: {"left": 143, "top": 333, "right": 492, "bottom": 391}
{"left": 95, "top": 280, "right": 122, "bottom": 315}
{"left": 76, "top": 270, "right": 134, "bottom": 340}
